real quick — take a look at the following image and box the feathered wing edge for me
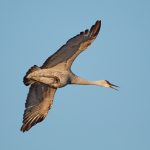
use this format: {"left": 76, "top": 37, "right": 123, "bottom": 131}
{"left": 41, "top": 20, "right": 101, "bottom": 69}
{"left": 66, "top": 20, "right": 101, "bottom": 68}
{"left": 20, "top": 83, "right": 57, "bottom": 132}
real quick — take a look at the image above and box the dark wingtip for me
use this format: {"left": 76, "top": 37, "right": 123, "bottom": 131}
{"left": 20, "top": 125, "right": 29, "bottom": 132}
{"left": 20, "top": 109, "right": 45, "bottom": 132}
{"left": 90, "top": 20, "right": 101, "bottom": 37}
{"left": 95, "top": 20, "right": 101, "bottom": 26}
{"left": 20, "top": 124, "right": 29, "bottom": 132}
{"left": 20, "top": 117, "right": 45, "bottom": 132}
{"left": 94, "top": 20, "right": 101, "bottom": 36}
{"left": 95, "top": 20, "right": 101, "bottom": 25}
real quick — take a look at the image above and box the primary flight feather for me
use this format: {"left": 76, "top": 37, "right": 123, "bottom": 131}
{"left": 21, "top": 20, "right": 118, "bottom": 132}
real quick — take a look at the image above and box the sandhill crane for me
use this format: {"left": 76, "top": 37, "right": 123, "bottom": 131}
{"left": 21, "top": 20, "right": 118, "bottom": 132}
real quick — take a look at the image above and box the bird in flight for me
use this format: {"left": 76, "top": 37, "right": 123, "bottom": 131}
{"left": 21, "top": 20, "right": 118, "bottom": 132}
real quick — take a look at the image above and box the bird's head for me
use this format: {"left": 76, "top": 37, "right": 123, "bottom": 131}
{"left": 96, "top": 80, "right": 119, "bottom": 90}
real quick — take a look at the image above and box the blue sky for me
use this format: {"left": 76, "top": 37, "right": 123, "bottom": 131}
{"left": 0, "top": 0, "right": 150, "bottom": 149}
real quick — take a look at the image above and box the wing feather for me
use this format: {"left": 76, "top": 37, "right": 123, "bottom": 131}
{"left": 41, "top": 20, "right": 101, "bottom": 69}
{"left": 20, "top": 83, "right": 57, "bottom": 132}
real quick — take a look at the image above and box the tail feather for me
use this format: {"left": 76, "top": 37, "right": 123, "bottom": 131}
{"left": 23, "top": 65, "right": 40, "bottom": 86}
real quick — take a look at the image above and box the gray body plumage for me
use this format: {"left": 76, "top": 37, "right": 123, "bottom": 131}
{"left": 26, "top": 68, "right": 73, "bottom": 88}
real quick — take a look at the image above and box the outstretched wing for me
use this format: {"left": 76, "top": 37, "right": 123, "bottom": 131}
{"left": 41, "top": 20, "right": 101, "bottom": 70}
{"left": 20, "top": 83, "right": 57, "bottom": 132}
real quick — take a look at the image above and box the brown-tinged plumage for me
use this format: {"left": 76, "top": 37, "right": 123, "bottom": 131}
{"left": 21, "top": 83, "right": 56, "bottom": 132}
{"left": 21, "top": 20, "right": 118, "bottom": 132}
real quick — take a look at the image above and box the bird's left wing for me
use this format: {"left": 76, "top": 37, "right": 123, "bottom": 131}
{"left": 20, "top": 83, "right": 57, "bottom": 132}
{"left": 41, "top": 20, "right": 101, "bottom": 70}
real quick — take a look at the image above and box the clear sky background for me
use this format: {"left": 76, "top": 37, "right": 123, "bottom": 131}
{"left": 0, "top": 0, "right": 150, "bottom": 149}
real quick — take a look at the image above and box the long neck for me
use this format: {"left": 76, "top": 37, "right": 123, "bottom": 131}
{"left": 71, "top": 75, "right": 103, "bottom": 87}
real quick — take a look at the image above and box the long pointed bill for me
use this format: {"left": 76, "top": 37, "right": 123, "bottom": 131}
{"left": 110, "top": 83, "right": 119, "bottom": 91}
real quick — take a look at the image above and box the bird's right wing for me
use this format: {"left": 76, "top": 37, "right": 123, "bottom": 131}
{"left": 20, "top": 83, "right": 57, "bottom": 132}
{"left": 41, "top": 20, "right": 101, "bottom": 70}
